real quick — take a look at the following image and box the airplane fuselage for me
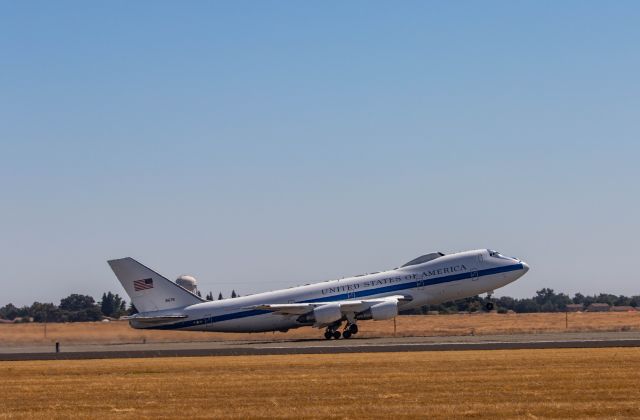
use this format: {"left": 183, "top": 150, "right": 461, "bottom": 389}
{"left": 130, "top": 249, "right": 529, "bottom": 333}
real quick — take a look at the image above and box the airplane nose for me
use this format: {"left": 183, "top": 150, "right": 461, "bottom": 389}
{"left": 521, "top": 261, "right": 530, "bottom": 274}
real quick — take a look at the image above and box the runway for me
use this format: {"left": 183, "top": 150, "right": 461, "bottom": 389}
{"left": 2, "top": 331, "right": 640, "bottom": 361}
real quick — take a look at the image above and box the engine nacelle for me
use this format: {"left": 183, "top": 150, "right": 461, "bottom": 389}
{"left": 356, "top": 301, "right": 398, "bottom": 321}
{"left": 297, "top": 303, "right": 343, "bottom": 326}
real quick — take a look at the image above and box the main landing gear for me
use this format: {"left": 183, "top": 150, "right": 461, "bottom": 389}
{"left": 324, "top": 323, "right": 358, "bottom": 340}
{"left": 324, "top": 329, "right": 341, "bottom": 340}
{"left": 342, "top": 323, "right": 358, "bottom": 339}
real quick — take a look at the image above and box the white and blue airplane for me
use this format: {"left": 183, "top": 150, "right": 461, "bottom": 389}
{"left": 108, "top": 249, "right": 529, "bottom": 339}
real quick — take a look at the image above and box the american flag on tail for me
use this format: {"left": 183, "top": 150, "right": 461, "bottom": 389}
{"left": 133, "top": 278, "right": 154, "bottom": 291}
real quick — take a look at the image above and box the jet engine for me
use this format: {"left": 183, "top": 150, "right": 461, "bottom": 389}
{"left": 296, "top": 303, "right": 342, "bottom": 326}
{"left": 356, "top": 301, "right": 398, "bottom": 321}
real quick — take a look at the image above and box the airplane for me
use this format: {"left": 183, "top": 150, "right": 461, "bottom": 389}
{"left": 108, "top": 249, "right": 529, "bottom": 339}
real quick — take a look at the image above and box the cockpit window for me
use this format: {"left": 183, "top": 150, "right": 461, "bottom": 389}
{"left": 401, "top": 252, "right": 445, "bottom": 267}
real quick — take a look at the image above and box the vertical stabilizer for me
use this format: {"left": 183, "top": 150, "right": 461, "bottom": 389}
{"left": 108, "top": 257, "right": 204, "bottom": 312}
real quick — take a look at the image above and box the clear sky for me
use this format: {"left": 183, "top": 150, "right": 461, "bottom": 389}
{"left": 1, "top": 1, "right": 639, "bottom": 306}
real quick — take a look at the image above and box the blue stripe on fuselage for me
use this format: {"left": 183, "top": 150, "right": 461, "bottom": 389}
{"left": 150, "top": 263, "right": 524, "bottom": 330}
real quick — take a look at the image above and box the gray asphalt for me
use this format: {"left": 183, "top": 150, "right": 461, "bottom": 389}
{"left": 2, "top": 331, "right": 640, "bottom": 361}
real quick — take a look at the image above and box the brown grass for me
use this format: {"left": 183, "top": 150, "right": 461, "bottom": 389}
{"left": 1, "top": 312, "right": 639, "bottom": 347}
{"left": 1, "top": 348, "right": 640, "bottom": 418}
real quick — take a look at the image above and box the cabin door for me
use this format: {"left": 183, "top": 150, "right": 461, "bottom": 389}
{"left": 471, "top": 254, "right": 483, "bottom": 281}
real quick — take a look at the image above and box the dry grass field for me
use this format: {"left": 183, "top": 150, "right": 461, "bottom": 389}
{"left": 1, "top": 312, "right": 639, "bottom": 346}
{"left": 1, "top": 348, "right": 639, "bottom": 419}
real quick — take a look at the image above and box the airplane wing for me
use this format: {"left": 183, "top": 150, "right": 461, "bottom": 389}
{"left": 248, "top": 295, "right": 411, "bottom": 316}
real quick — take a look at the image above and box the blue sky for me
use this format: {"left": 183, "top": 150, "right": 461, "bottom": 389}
{"left": 1, "top": 1, "right": 639, "bottom": 305}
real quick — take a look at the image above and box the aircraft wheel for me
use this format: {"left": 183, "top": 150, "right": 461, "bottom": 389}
{"left": 333, "top": 330, "right": 341, "bottom": 339}
{"left": 342, "top": 330, "right": 352, "bottom": 339}
{"left": 485, "top": 302, "right": 494, "bottom": 311}
{"left": 324, "top": 331, "right": 333, "bottom": 340}
{"left": 348, "top": 324, "right": 358, "bottom": 334}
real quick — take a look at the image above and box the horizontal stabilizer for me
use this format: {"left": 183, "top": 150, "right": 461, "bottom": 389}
{"left": 120, "top": 314, "right": 188, "bottom": 324}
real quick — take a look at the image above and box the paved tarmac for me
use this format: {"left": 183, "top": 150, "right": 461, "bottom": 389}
{"left": 2, "top": 331, "right": 640, "bottom": 361}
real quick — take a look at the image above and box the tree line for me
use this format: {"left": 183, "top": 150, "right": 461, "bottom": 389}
{"left": 0, "top": 289, "right": 241, "bottom": 322}
{"left": 410, "top": 288, "right": 640, "bottom": 315}
{"left": 1, "top": 288, "right": 638, "bottom": 322}
{"left": 201, "top": 290, "right": 238, "bottom": 300}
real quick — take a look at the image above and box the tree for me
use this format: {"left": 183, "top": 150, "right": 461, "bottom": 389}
{"left": 552, "top": 292, "right": 572, "bottom": 311}
{"left": 231, "top": 290, "right": 237, "bottom": 298}
{"left": 535, "top": 288, "right": 556, "bottom": 306}
{"left": 497, "top": 296, "right": 516, "bottom": 311}
{"left": 127, "top": 302, "right": 138, "bottom": 315}
{"left": 514, "top": 298, "right": 539, "bottom": 313}
{"left": 100, "top": 292, "right": 127, "bottom": 318}
{"left": 28, "top": 302, "right": 59, "bottom": 322}
{"left": 205, "top": 292, "right": 213, "bottom": 301}
{"left": 0, "top": 303, "right": 20, "bottom": 320}
{"left": 218, "top": 292, "right": 223, "bottom": 300}
{"left": 595, "top": 293, "right": 618, "bottom": 306}
{"left": 101, "top": 292, "right": 113, "bottom": 317}
{"left": 60, "top": 294, "right": 97, "bottom": 312}
{"left": 615, "top": 295, "right": 632, "bottom": 306}
{"left": 58, "top": 294, "right": 102, "bottom": 322}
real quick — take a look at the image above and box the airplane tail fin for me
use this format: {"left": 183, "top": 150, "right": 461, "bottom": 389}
{"left": 107, "top": 257, "right": 204, "bottom": 313}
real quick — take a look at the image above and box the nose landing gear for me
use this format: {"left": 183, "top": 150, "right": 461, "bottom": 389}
{"left": 485, "top": 291, "right": 495, "bottom": 311}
